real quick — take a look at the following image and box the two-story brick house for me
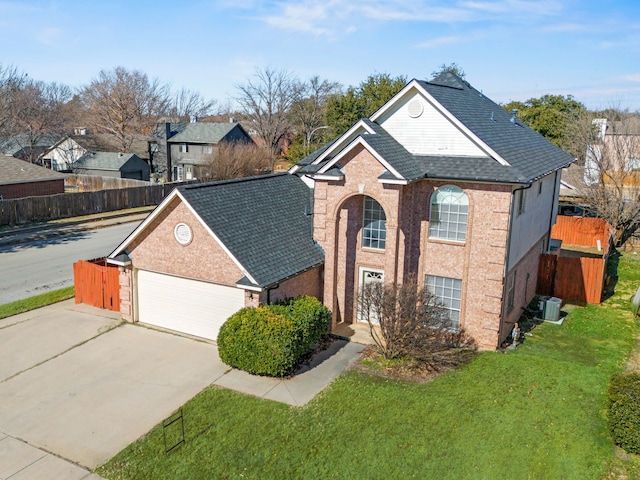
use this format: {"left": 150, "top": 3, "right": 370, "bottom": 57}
{"left": 108, "top": 73, "right": 573, "bottom": 349}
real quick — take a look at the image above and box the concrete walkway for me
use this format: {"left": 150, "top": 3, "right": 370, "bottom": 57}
{"left": 0, "top": 300, "right": 365, "bottom": 479}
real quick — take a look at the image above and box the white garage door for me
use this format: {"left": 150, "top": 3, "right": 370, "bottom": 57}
{"left": 137, "top": 270, "right": 245, "bottom": 341}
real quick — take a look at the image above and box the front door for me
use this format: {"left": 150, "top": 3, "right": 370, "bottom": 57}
{"left": 358, "top": 267, "right": 384, "bottom": 323}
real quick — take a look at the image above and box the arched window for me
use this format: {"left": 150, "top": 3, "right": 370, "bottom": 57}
{"left": 429, "top": 185, "right": 468, "bottom": 242}
{"left": 362, "top": 196, "right": 386, "bottom": 249}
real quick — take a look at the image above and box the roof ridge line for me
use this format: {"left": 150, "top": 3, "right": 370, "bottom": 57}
{"left": 181, "top": 172, "right": 288, "bottom": 190}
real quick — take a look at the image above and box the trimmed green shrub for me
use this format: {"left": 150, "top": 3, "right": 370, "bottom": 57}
{"left": 217, "top": 297, "right": 331, "bottom": 377}
{"left": 608, "top": 372, "right": 640, "bottom": 454}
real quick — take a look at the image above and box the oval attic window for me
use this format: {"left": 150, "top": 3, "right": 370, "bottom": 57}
{"left": 174, "top": 223, "right": 192, "bottom": 245}
{"left": 407, "top": 99, "right": 424, "bottom": 118}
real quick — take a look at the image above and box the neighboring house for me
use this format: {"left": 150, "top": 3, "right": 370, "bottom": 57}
{"left": 0, "top": 156, "right": 66, "bottom": 199}
{"left": 108, "top": 73, "right": 573, "bottom": 350}
{"left": 0, "top": 133, "right": 63, "bottom": 164}
{"left": 151, "top": 121, "right": 253, "bottom": 182}
{"left": 584, "top": 117, "right": 640, "bottom": 184}
{"left": 74, "top": 152, "right": 151, "bottom": 181}
{"left": 41, "top": 136, "right": 87, "bottom": 172}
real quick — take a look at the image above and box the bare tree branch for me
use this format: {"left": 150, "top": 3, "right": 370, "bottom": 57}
{"left": 234, "top": 67, "right": 297, "bottom": 170}
{"left": 81, "top": 67, "right": 171, "bottom": 152}
{"left": 565, "top": 111, "right": 640, "bottom": 245}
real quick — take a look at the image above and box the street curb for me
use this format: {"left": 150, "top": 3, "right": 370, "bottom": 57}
{"left": 0, "top": 211, "right": 151, "bottom": 248}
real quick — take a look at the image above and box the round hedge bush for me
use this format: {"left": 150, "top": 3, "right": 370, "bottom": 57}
{"left": 217, "top": 297, "right": 331, "bottom": 377}
{"left": 608, "top": 372, "right": 640, "bottom": 454}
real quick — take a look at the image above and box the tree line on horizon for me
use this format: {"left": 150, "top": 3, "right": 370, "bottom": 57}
{"left": 2, "top": 62, "right": 639, "bottom": 244}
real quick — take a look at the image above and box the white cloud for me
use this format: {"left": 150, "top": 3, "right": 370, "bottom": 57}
{"left": 416, "top": 35, "right": 468, "bottom": 49}
{"left": 253, "top": 0, "right": 568, "bottom": 38}
{"left": 622, "top": 73, "right": 640, "bottom": 83}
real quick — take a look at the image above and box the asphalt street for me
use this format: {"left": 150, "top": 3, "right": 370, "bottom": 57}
{"left": 0, "top": 222, "right": 140, "bottom": 304}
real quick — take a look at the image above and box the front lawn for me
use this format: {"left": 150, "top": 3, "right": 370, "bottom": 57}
{"left": 0, "top": 287, "right": 75, "bottom": 319}
{"left": 97, "top": 254, "right": 640, "bottom": 480}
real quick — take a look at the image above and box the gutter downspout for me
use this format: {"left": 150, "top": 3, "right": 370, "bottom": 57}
{"left": 498, "top": 182, "right": 533, "bottom": 347}
{"left": 546, "top": 170, "right": 560, "bottom": 252}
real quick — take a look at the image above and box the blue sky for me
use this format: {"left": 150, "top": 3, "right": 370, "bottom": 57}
{"left": 2, "top": 0, "right": 640, "bottom": 111}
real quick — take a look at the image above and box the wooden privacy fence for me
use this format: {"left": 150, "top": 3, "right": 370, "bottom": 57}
{"left": 73, "top": 258, "right": 120, "bottom": 312}
{"left": 538, "top": 254, "right": 607, "bottom": 304}
{"left": 551, "top": 215, "right": 611, "bottom": 249}
{"left": 0, "top": 183, "right": 174, "bottom": 226}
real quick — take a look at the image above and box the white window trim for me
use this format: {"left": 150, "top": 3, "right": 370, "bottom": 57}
{"left": 425, "top": 274, "right": 462, "bottom": 331}
{"left": 428, "top": 185, "right": 468, "bottom": 242}
{"left": 362, "top": 196, "right": 386, "bottom": 250}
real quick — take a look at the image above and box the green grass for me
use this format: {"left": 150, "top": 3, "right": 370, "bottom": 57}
{"left": 0, "top": 287, "right": 75, "bottom": 319}
{"left": 97, "top": 255, "right": 640, "bottom": 480}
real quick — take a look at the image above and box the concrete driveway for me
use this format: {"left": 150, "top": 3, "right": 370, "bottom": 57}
{"left": 0, "top": 300, "right": 228, "bottom": 475}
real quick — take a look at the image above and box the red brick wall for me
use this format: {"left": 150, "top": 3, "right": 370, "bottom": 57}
{"left": 128, "top": 197, "right": 244, "bottom": 285}
{"left": 265, "top": 265, "right": 324, "bottom": 303}
{"left": 313, "top": 146, "right": 517, "bottom": 349}
{"left": 0, "top": 180, "right": 64, "bottom": 199}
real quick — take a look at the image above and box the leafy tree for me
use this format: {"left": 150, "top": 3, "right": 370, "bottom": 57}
{"left": 234, "top": 67, "right": 298, "bottom": 171}
{"left": 431, "top": 62, "right": 466, "bottom": 79}
{"left": 358, "top": 276, "right": 475, "bottom": 366}
{"left": 503, "top": 94, "right": 586, "bottom": 150}
{"left": 81, "top": 66, "right": 171, "bottom": 152}
{"left": 325, "top": 73, "right": 407, "bottom": 137}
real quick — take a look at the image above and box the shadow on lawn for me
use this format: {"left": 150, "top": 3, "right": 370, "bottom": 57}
{"left": 602, "top": 248, "right": 621, "bottom": 302}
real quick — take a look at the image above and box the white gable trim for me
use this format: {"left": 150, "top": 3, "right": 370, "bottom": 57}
{"left": 310, "top": 119, "right": 376, "bottom": 166}
{"left": 312, "top": 173, "right": 345, "bottom": 181}
{"left": 378, "top": 178, "right": 409, "bottom": 185}
{"left": 317, "top": 136, "right": 404, "bottom": 180}
{"left": 370, "top": 80, "right": 511, "bottom": 167}
{"left": 109, "top": 188, "right": 258, "bottom": 286}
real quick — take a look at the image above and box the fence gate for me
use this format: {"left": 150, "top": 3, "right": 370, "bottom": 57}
{"left": 73, "top": 258, "right": 120, "bottom": 311}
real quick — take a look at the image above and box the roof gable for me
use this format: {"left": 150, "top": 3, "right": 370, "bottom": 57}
{"left": 110, "top": 173, "right": 323, "bottom": 289}
{"left": 177, "top": 173, "right": 323, "bottom": 288}
{"left": 295, "top": 73, "right": 574, "bottom": 185}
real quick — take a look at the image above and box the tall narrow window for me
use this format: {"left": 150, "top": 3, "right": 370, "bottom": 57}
{"left": 425, "top": 275, "right": 462, "bottom": 330}
{"left": 362, "top": 196, "right": 386, "bottom": 250}
{"left": 428, "top": 185, "right": 468, "bottom": 241}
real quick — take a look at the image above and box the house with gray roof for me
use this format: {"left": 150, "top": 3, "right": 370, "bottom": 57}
{"left": 74, "top": 152, "right": 150, "bottom": 181}
{"left": 152, "top": 121, "right": 253, "bottom": 182}
{"left": 0, "top": 156, "right": 66, "bottom": 199}
{"left": 107, "top": 72, "right": 572, "bottom": 350}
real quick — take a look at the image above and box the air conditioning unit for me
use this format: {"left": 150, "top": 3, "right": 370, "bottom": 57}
{"left": 543, "top": 297, "right": 562, "bottom": 322}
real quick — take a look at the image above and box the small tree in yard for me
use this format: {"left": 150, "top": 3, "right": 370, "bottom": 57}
{"left": 198, "top": 141, "right": 269, "bottom": 181}
{"left": 359, "top": 278, "right": 475, "bottom": 367}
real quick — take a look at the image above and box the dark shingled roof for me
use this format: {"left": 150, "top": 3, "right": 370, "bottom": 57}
{"left": 296, "top": 73, "right": 574, "bottom": 184}
{"left": 75, "top": 152, "right": 142, "bottom": 171}
{"left": 418, "top": 73, "right": 574, "bottom": 181}
{"left": 167, "top": 123, "right": 243, "bottom": 144}
{"left": 177, "top": 173, "right": 323, "bottom": 288}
